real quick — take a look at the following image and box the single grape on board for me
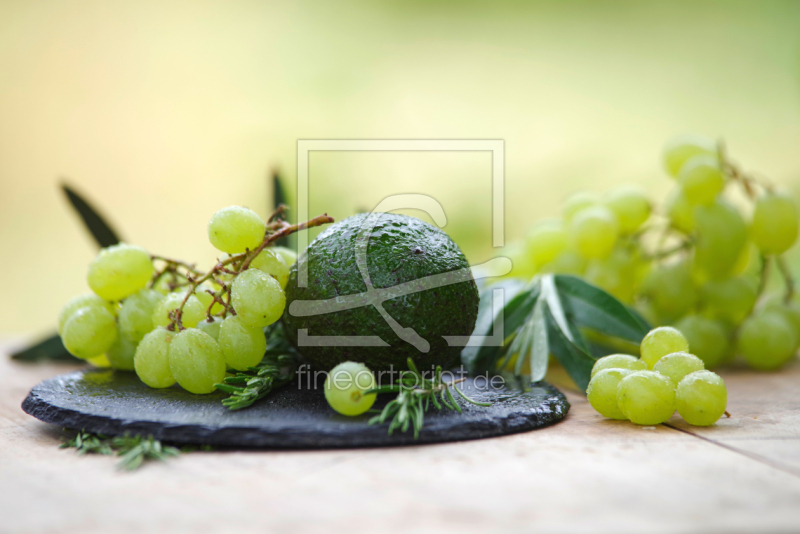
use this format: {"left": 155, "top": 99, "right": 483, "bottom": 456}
{"left": 324, "top": 361, "right": 377, "bottom": 416}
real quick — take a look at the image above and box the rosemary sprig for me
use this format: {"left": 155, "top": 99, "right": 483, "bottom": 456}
{"left": 367, "top": 358, "right": 491, "bottom": 439}
{"left": 215, "top": 323, "right": 301, "bottom": 410}
{"left": 61, "top": 431, "right": 180, "bottom": 470}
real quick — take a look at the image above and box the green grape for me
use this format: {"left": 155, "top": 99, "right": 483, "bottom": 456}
{"left": 640, "top": 326, "right": 689, "bottom": 369}
{"left": 587, "top": 368, "right": 632, "bottom": 420}
{"left": 118, "top": 288, "right": 162, "bottom": 342}
{"left": 591, "top": 354, "right": 647, "bottom": 378}
{"left": 87, "top": 243, "right": 154, "bottom": 301}
{"left": 324, "top": 361, "right": 377, "bottom": 416}
{"left": 196, "top": 316, "right": 223, "bottom": 340}
{"left": 272, "top": 246, "right": 298, "bottom": 267}
{"left": 525, "top": 219, "right": 568, "bottom": 268}
{"left": 504, "top": 242, "right": 537, "bottom": 279}
{"left": 231, "top": 268, "right": 285, "bottom": 328}
{"left": 665, "top": 187, "right": 695, "bottom": 233}
{"left": 151, "top": 291, "right": 206, "bottom": 329}
{"left": 640, "top": 260, "right": 696, "bottom": 321}
{"left": 208, "top": 206, "right": 266, "bottom": 254}
{"left": 538, "top": 249, "right": 587, "bottom": 276}
{"left": 562, "top": 191, "right": 599, "bottom": 222}
{"left": 700, "top": 276, "right": 757, "bottom": 325}
{"left": 653, "top": 351, "right": 704, "bottom": 386}
{"left": 751, "top": 192, "right": 799, "bottom": 255}
{"left": 584, "top": 245, "right": 647, "bottom": 303}
{"left": 663, "top": 134, "right": 717, "bottom": 177}
{"left": 218, "top": 315, "right": 267, "bottom": 370}
{"left": 569, "top": 205, "right": 619, "bottom": 259}
{"left": 168, "top": 328, "right": 227, "bottom": 394}
{"left": 676, "top": 370, "right": 727, "bottom": 426}
{"left": 134, "top": 327, "right": 176, "bottom": 388}
{"left": 58, "top": 293, "right": 116, "bottom": 335}
{"left": 106, "top": 330, "right": 137, "bottom": 371}
{"left": 673, "top": 315, "right": 729, "bottom": 369}
{"left": 732, "top": 243, "right": 760, "bottom": 278}
{"left": 617, "top": 370, "right": 676, "bottom": 425}
{"left": 738, "top": 312, "right": 797, "bottom": 370}
{"left": 194, "top": 282, "right": 225, "bottom": 315}
{"left": 251, "top": 248, "right": 291, "bottom": 289}
{"left": 62, "top": 306, "right": 119, "bottom": 360}
{"left": 762, "top": 299, "right": 800, "bottom": 336}
{"left": 86, "top": 354, "right": 111, "bottom": 368}
{"left": 693, "top": 199, "right": 747, "bottom": 282}
{"left": 678, "top": 155, "right": 725, "bottom": 206}
{"left": 604, "top": 186, "right": 651, "bottom": 234}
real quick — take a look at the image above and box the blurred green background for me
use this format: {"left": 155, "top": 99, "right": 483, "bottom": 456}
{"left": 1, "top": 0, "right": 799, "bottom": 336}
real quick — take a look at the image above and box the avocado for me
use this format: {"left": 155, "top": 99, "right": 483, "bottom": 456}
{"left": 282, "top": 213, "right": 479, "bottom": 371}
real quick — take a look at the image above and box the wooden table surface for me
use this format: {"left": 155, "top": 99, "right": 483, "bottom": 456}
{"left": 2, "top": 342, "right": 799, "bottom": 534}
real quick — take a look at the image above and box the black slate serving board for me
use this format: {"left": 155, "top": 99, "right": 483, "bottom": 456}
{"left": 22, "top": 369, "right": 569, "bottom": 448}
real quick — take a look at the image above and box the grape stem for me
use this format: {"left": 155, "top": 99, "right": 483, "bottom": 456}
{"left": 756, "top": 255, "right": 772, "bottom": 300}
{"left": 776, "top": 256, "right": 795, "bottom": 303}
{"left": 168, "top": 212, "right": 335, "bottom": 330}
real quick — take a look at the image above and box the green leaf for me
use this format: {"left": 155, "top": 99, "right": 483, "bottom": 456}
{"left": 554, "top": 274, "right": 649, "bottom": 343}
{"left": 528, "top": 296, "right": 549, "bottom": 381}
{"left": 465, "top": 279, "right": 540, "bottom": 374}
{"left": 545, "top": 306, "right": 598, "bottom": 392}
{"left": 11, "top": 333, "right": 81, "bottom": 362}
{"left": 61, "top": 183, "right": 121, "bottom": 248}
{"left": 271, "top": 171, "right": 295, "bottom": 249}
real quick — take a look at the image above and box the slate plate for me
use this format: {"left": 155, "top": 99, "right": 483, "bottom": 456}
{"left": 22, "top": 369, "right": 569, "bottom": 448}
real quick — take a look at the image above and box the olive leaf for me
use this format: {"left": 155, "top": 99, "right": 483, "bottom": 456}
{"left": 61, "top": 183, "right": 121, "bottom": 248}
{"left": 271, "top": 171, "right": 295, "bottom": 249}
{"left": 462, "top": 273, "right": 650, "bottom": 393}
{"left": 10, "top": 333, "right": 78, "bottom": 362}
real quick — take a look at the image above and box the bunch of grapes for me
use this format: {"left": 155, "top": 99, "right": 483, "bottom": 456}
{"left": 587, "top": 326, "right": 728, "bottom": 426}
{"left": 510, "top": 134, "right": 800, "bottom": 371}
{"left": 57, "top": 205, "right": 326, "bottom": 395}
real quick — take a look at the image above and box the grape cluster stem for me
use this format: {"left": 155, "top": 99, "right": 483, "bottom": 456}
{"left": 151, "top": 207, "right": 334, "bottom": 331}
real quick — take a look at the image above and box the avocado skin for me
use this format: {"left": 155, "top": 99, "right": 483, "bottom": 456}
{"left": 282, "top": 213, "right": 479, "bottom": 372}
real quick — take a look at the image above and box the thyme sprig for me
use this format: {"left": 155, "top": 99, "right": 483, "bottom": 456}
{"left": 367, "top": 358, "right": 491, "bottom": 439}
{"left": 60, "top": 431, "right": 180, "bottom": 470}
{"left": 215, "top": 323, "right": 301, "bottom": 410}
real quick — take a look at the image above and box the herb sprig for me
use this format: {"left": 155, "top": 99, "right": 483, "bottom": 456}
{"left": 60, "top": 431, "right": 180, "bottom": 471}
{"left": 367, "top": 358, "right": 491, "bottom": 438}
{"left": 215, "top": 323, "right": 301, "bottom": 410}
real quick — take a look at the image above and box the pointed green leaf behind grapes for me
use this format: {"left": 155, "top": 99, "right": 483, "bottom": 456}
{"left": 554, "top": 274, "right": 649, "bottom": 343}
{"left": 545, "top": 306, "right": 598, "bottom": 392}
{"left": 61, "top": 183, "right": 121, "bottom": 249}
{"left": 11, "top": 333, "right": 81, "bottom": 362}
